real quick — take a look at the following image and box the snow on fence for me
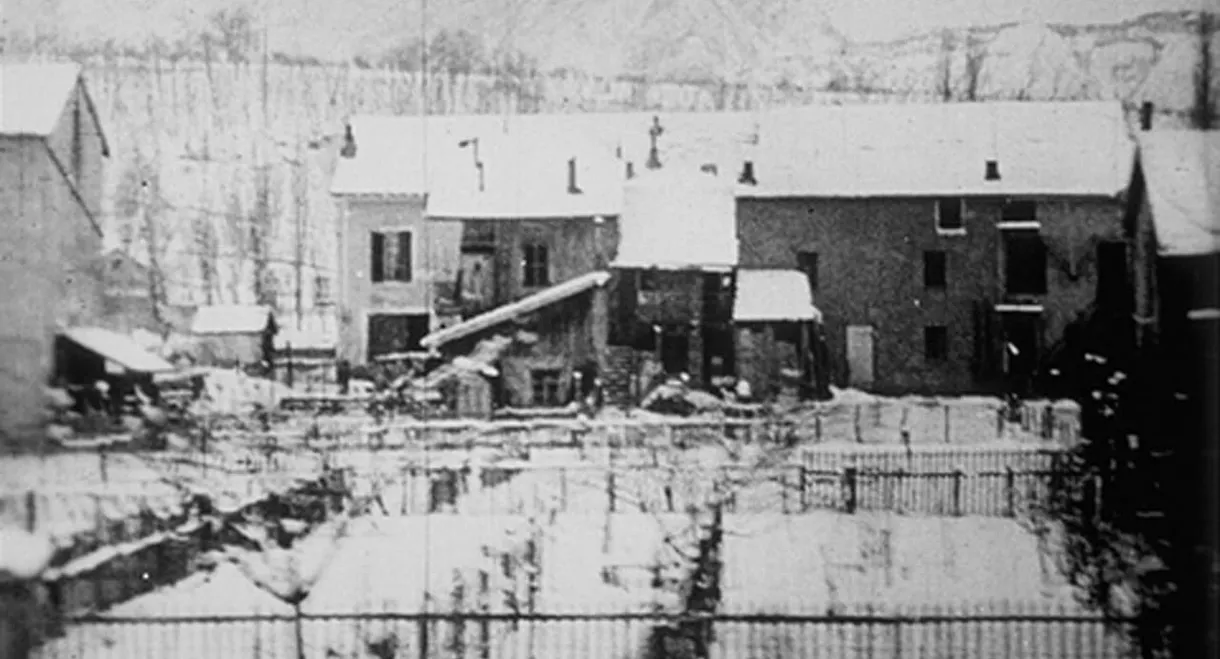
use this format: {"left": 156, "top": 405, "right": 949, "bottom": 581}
{"left": 34, "top": 603, "right": 1136, "bottom": 659}
{"left": 345, "top": 446, "right": 1065, "bottom": 519}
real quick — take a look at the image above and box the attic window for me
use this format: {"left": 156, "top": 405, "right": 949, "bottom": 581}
{"left": 935, "top": 198, "right": 965, "bottom": 235}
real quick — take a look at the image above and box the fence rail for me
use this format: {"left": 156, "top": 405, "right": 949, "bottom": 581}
{"left": 33, "top": 608, "right": 1137, "bottom": 659}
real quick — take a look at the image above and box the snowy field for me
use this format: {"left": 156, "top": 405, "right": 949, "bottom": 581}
{"left": 32, "top": 511, "right": 1129, "bottom": 659}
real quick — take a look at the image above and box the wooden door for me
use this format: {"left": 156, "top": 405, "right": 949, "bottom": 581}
{"left": 846, "top": 325, "right": 875, "bottom": 388}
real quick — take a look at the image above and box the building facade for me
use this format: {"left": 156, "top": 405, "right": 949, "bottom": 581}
{"left": 736, "top": 102, "right": 1136, "bottom": 396}
{"left": 0, "top": 63, "right": 109, "bottom": 448}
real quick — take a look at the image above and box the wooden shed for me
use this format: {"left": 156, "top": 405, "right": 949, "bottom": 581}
{"left": 190, "top": 305, "right": 278, "bottom": 368}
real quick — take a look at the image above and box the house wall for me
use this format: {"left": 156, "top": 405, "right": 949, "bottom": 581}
{"left": 0, "top": 92, "right": 105, "bottom": 448}
{"left": 607, "top": 268, "right": 708, "bottom": 385}
{"left": 336, "top": 197, "right": 462, "bottom": 364}
{"left": 447, "top": 216, "right": 619, "bottom": 315}
{"left": 442, "top": 292, "right": 602, "bottom": 408}
{"left": 195, "top": 334, "right": 264, "bottom": 366}
{"left": 737, "top": 196, "right": 1125, "bottom": 395}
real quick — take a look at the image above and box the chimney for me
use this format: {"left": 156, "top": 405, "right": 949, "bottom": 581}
{"left": 626, "top": 161, "right": 635, "bottom": 180}
{"left": 985, "top": 159, "right": 1001, "bottom": 181}
{"left": 738, "top": 161, "right": 757, "bottom": 185}
{"left": 1140, "top": 102, "right": 1154, "bottom": 131}
{"left": 568, "top": 157, "right": 582, "bottom": 194}
{"left": 476, "top": 162, "right": 485, "bottom": 192}
{"left": 646, "top": 115, "right": 664, "bottom": 170}
{"left": 340, "top": 123, "right": 357, "bottom": 158}
{"left": 701, "top": 163, "right": 718, "bottom": 176}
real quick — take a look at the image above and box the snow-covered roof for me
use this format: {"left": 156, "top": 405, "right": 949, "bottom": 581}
{"left": 191, "top": 305, "right": 275, "bottom": 335}
{"left": 59, "top": 327, "right": 176, "bottom": 373}
{"left": 426, "top": 129, "right": 624, "bottom": 219}
{"left": 0, "top": 62, "right": 109, "bottom": 155}
{"left": 273, "top": 327, "right": 337, "bottom": 350}
{"left": 613, "top": 168, "right": 739, "bottom": 271}
{"left": 733, "top": 270, "right": 822, "bottom": 322}
{"left": 1137, "top": 130, "right": 1220, "bottom": 257}
{"left": 420, "top": 271, "right": 611, "bottom": 349}
{"left": 329, "top": 111, "right": 757, "bottom": 199}
{"left": 740, "top": 101, "right": 1134, "bottom": 198}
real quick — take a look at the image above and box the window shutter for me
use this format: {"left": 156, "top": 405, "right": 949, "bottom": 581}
{"left": 398, "top": 232, "right": 413, "bottom": 282}
{"left": 371, "top": 232, "right": 385, "bottom": 283}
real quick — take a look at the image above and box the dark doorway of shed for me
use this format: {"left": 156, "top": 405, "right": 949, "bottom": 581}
{"left": 367, "top": 313, "right": 430, "bottom": 360}
{"left": 1000, "top": 312, "right": 1041, "bottom": 396}
{"left": 701, "top": 325, "right": 734, "bottom": 384}
{"left": 660, "top": 327, "right": 690, "bottom": 376}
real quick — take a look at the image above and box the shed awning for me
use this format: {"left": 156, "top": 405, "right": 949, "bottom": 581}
{"left": 60, "top": 327, "right": 176, "bottom": 373}
{"left": 733, "top": 270, "right": 822, "bottom": 322}
{"left": 420, "top": 271, "right": 610, "bottom": 349}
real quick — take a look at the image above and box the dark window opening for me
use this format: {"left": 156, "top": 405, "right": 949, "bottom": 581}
{"left": 462, "top": 223, "right": 496, "bottom": 252}
{"left": 367, "top": 314, "right": 429, "bottom": 358}
{"left": 531, "top": 369, "right": 563, "bottom": 406}
{"left": 1097, "top": 241, "right": 1130, "bottom": 311}
{"left": 1002, "top": 201, "right": 1038, "bottom": 224}
{"left": 1004, "top": 230, "right": 1047, "bottom": 296}
{"left": 639, "top": 270, "right": 658, "bottom": 292}
{"left": 797, "top": 250, "right": 819, "bottom": 291}
{"left": 522, "top": 243, "right": 550, "bottom": 288}
{"left": 924, "top": 250, "right": 947, "bottom": 289}
{"left": 1001, "top": 314, "right": 1041, "bottom": 395}
{"left": 936, "top": 198, "right": 964, "bottom": 231}
{"left": 370, "top": 231, "right": 412, "bottom": 283}
{"left": 924, "top": 325, "right": 948, "bottom": 361}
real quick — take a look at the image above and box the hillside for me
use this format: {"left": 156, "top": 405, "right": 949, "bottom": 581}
{"left": 2, "top": 7, "right": 1215, "bottom": 314}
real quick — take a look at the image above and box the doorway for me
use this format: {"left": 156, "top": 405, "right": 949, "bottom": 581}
{"left": 660, "top": 326, "right": 690, "bottom": 375}
{"left": 1000, "top": 312, "right": 1041, "bottom": 395}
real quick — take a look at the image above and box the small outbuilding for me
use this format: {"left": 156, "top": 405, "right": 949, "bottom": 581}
{"left": 190, "top": 305, "right": 277, "bottom": 369}
{"left": 732, "top": 269, "right": 830, "bottom": 401}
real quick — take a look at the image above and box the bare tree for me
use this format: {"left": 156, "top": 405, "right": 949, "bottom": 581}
{"left": 200, "top": 6, "right": 259, "bottom": 63}
{"left": 963, "top": 31, "right": 986, "bottom": 102}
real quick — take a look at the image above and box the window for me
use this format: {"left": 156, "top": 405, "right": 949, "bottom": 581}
{"left": 935, "top": 198, "right": 964, "bottom": 233}
{"left": 1003, "top": 229, "right": 1047, "bottom": 295}
{"left": 314, "top": 275, "right": 332, "bottom": 306}
{"left": 923, "top": 250, "right": 947, "bottom": 289}
{"left": 531, "top": 369, "right": 563, "bottom": 406}
{"left": 797, "top": 250, "right": 819, "bottom": 291}
{"left": 522, "top": 243, "right": 549, "bottom": 287}
{"left": 924, "top": 325, "right": 948, "bottom": 361}
{"left": 367, "top": 313, "right": 430, "bottom": 358}
{"left": 370, "top": 231, "right": 412, "bottom": 283}
{"left": 639, "top": 270, "right": 658, "bottom": 292}
{"left": 462, "top": 223, "right": 495, "bottom": 252}
{"left": 1002, "top": 201, "right": 1037, "bottom": 225}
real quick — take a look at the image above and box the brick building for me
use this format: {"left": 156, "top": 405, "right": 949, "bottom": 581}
{"left": 736, "top": 102, "right": 1137, "bottom": 396}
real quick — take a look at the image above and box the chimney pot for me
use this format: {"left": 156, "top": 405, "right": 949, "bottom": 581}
{"left": 1140, "top": 102, "right": 1154, "bottom": 131}
{"left": 340, "top": 123, "right": 357, "bottom": 158}
{"left": 738, "top": 161, "right": 757, "bottom": 186}
{"left": 985, "top": 159, "right": 1001, "bottom": 181}
{"left": 701, "top": 163, "right": 718, "bottom": 176}
{"left": 626, "top": 161, "right": 635, "bottom": 180}
{"left": 568, "top": 157, "right": 582, "bottom": 194}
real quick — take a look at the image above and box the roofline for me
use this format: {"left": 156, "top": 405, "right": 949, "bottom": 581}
{"left": 426, "top": 212, "right": 620, "bottom": 221}
{"left": 735, "top": 190, "right": 1127, "bottom": 201}
{"left": 75, "top": 76, "right": 111, "bottom": 158}
{"left": 330, "top": 191, "right": 426, "bottom": 200}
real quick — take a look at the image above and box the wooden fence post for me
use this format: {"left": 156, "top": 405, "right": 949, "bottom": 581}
{"left": 843, "top": 466, "right": 858, "bottom": 514}
{"left": 952, "top": 467, "right": 965, "bottom": 517}
{"left": 559, "top": 468, "right": 568, "bottom": 512}
{"left": 943, "top": 406, "right": 951, "bottom": 444}
{"left": 1005, "top": 466, "right": 1016, "bottom": 517}
{"left": 799, "top": 466, "right": 808, "bottom": 512}
{"left": 24, "top": 491, "right": 36, "bottom": 532}
{"left": 815, "top": 412, "right": 823, "bottom": 443}
{"left": 854, "top": 405, "right": 862, "bottom": 443}
{"left": 607, "top": 471, "right": 617, "bottom": 513}
{"left": 417, "top": 615, "right": 430, "bottom": 659}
